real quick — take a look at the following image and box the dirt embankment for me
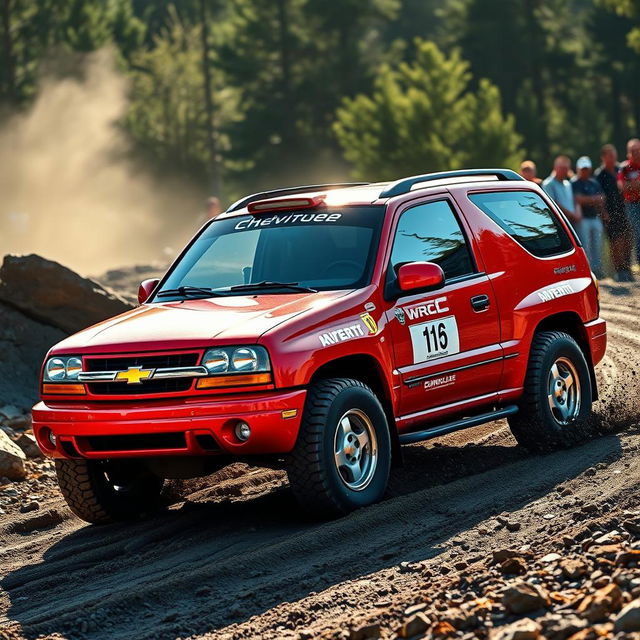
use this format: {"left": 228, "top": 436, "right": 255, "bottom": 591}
{"left": 0, "top": 279, "right": 639, "bottom": 640}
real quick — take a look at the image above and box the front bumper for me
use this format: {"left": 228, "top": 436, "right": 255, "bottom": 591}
{"left": 32, "top": 389, "right": 307, "bottom": 460}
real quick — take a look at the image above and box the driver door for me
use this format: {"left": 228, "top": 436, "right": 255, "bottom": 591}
{"left": 384, "top": 198, "right": 502, "bottom": 422}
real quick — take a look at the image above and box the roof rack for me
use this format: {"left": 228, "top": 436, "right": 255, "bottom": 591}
{"left": 226, "top": 183, "right": 369, "bottom": 212}
{"left": 379, "top": 169, "right": 523, "bottom": 198}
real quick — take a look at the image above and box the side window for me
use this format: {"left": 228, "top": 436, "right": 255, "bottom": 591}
{"left": 389, "top": 200, "right": 475, "bottom": 280}
{"left": 468, "top": 190, "right": 573, "bottom": 258}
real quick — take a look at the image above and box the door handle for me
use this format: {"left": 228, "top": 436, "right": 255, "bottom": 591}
{"left": 470, "top": 294, "right": 490, "bottom": 312}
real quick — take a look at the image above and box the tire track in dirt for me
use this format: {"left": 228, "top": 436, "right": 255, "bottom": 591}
{"left": 1, "top": 284, "right": 639, "bottom": 640}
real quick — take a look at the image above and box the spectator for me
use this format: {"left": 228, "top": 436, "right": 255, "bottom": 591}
{"left": 571, "top": 156, "right": 607, "bottom": 278}
{"left": 543, "top": 155, "right": 579, "bottom": 222}
{"left": 595, "top": 144, "right": 633, "bottom": 282}
{"left": 618, "top": 138, "right": 640, "bottom": 268}
{"left": 519, "top": 160, "right": 542, "bottom": 185}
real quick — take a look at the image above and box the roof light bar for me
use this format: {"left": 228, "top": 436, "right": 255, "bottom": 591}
{"left": 247, "top": 194, "right": 326, "bottom": 214}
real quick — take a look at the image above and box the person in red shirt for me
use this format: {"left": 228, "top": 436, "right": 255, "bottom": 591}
{"left": 618, "top": 138, "right": 640, "bottom": 267}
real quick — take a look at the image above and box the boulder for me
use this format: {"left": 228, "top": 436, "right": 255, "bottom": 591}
{"left": 502, "top": 582, "right": 549, "bottom": 614}
{"left": 0, "top": 405, "right": 22, "bottom": 421}
{"left": 491, "top": 618, "right": 541, "bottom": 640}
{"left": 576, "top": 583, "right": 622, "bottom": 622}
{"left": 16, "top": 433, "right": 42, "bottom": 458}
{"left": 349, "top": 623, "right": 381, "bottom": 640}
{"left": 0, "top": 430, "right": 27, "bottom": 479}
{"left": 0, "top": 301, "right": 65, "bottom": 410}
{"left": 396, "top": 612, "right": 431, "bottom": 638}
{"left": 0, "top": 254, "right": 133, "bottom": 334}
{"left": 614, "top": 598, "right": 640, "bottom": 632}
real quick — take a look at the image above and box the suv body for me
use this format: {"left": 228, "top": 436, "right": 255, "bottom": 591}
{"left": 33, "top": 169, "right": 607, "bottom": 522}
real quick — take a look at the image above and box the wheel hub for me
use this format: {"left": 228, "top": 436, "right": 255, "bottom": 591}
{"left": 547, "top": 357, "right": 581, "bottom": 425}
{"left": 333, "top": 409, "right": 378, "bottom": 491}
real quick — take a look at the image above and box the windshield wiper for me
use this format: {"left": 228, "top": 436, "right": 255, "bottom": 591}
{"left": 227, "top": 281, "right": 317, "bottom": 293}
{"left": 156, "top": 285, "right": 222, "bottom": 298}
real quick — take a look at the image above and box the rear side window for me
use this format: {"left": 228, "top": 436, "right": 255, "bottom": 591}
{"left": 468, "top": 191, "right": 573, "bottom": 258}
{"left": 389, "top": 200, "right": 475, "bottom": 280}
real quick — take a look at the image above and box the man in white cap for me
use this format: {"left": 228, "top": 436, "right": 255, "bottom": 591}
{"left": 571, "top": 155, "right": 607, "bottom": 278}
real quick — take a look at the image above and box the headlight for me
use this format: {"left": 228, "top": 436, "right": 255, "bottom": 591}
{"left": 201, "top": 346, "right": 270, "bottom": 374}
{"left": 66, "top": 357, "right": 83, "bottom": 379}
{"left": 45, "top": 358, "right": 67, "bottom": 381}
{"left": 202, "top": 349, "right": 229, "bottom": 374}
{"left": 232, "top": 348, "right": 258, "bottom": 372}
{"left": 44, "top": 356, "right": 83, "bottom": 381}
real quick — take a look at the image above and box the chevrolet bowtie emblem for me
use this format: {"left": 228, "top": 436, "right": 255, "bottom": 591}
{"left": 115, "top": 366, "right": 154, "bottom": 384}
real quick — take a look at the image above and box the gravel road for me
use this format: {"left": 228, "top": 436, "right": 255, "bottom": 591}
{"left": 0, "top": 282, "right": 638, "bottom": 640}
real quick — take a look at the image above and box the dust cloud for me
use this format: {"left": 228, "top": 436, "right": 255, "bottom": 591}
{"left": 0, "top": 49, "right": 205, "bottom": 276}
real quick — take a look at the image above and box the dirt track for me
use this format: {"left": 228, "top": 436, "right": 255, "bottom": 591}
{"left": 1, "top": 282, "right": 639, "bottom": 640}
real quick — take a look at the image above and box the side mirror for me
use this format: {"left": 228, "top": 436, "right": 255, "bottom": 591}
{"left": 397, "top": 261, "right": 445, "bottom": 293}
{"left": 138, "top": 278, "right": 160, "bottom": 304}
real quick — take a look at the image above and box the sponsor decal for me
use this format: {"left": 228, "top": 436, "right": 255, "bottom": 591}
{"left": 235, "top": 212, "right": 342, "bottom": 230}
{"left": 360, "top": 312, "right": 378, "bottom": 335}
{"left": 404, "top": 296, "right": 449, "bottom": 322}
{"left": 537, "top": 283, "right": 574, "bottom": 303}
{"left": 318, "top": 313, "right": 378, "bottom": 347}
{"left": 318, "top": 323, "right": 366, "bottom": 347}
{"left": 424, "top": 374, "right": 456, "bottom": 390}
{"left": 394, "top": 308, "right": 406, "bottom": 325}
{"left": 553, "top": 264, "right": 576, "bottom": 276}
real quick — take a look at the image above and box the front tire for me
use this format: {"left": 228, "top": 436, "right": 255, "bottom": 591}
{"left": 508, "top": 331, "right": 593, "bottom": 452}
{"left": 286, "top": 378, "right": 391, "bottom": 518}
{"left": 55, "top": 458, "right": 164, "bottom": 524}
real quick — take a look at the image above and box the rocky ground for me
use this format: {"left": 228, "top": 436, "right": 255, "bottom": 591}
{"left": 0, "top": 263, "right": 639, "bottom": 640}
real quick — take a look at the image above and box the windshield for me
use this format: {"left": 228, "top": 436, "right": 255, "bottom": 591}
{"left": 153, "top": 206, "right": 385, "bottom": 300}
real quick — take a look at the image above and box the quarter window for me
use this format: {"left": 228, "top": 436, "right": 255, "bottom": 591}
{"left": 389, "top": 200, "right": 475, "bottom": 280}
{"left": 468, "top": 191, "right": 573, "bottom": 258}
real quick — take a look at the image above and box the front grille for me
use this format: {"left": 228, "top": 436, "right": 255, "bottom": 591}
{"left": 85, "top": 432, "right": 187, "bottom": 452}
{"left": 88, "top": 379, "right": 192, "bottom": 395}
{"left": 85, "top": 353, "right": 199, "bottom": 371}
{"left": 85, "top": 352, "right": 200, "bottom": 396}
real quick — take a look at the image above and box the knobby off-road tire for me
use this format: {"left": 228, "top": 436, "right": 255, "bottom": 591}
{"left": 286, "top": 378, "right": 391, "bottom": 518}
{"left": 55, "top": 458, "right": 164, "bottom": 524}
{"left": 508, "top": 331, "right": 593, "bottom": 452}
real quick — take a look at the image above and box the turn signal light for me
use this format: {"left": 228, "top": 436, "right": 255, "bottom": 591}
{"left": 196, "top": 373, "right": 272, "bottom": 389}
{"left": 42, "top": 383, "right": 86, "bottom": 395}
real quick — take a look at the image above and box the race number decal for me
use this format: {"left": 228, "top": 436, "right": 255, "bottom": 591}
{"left": 409, "top": 316, "right": 460, "bottom": 363}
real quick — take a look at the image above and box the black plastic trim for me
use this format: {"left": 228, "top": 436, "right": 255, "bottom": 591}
{"left": 398, "top": 405, "right": 519, "bottom": 444}
{"left": 380, "top": 169, "right": 523, "bottom": 198}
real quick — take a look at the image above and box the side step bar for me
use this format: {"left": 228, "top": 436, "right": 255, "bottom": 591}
{"left": 398, "top": 405, "right": 519, "bottom": 445}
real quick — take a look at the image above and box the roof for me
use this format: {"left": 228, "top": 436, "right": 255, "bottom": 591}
{"left": 219, "top": 169, "right": 525, "bottom": 218}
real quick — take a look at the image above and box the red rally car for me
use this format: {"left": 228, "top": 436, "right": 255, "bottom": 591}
{"left": 33, "top": 169, "right": 607, "bottom": 524}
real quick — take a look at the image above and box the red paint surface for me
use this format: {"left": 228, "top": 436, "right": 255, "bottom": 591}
{"left": 35, "top": 179, "right": 606, "bottom": 460}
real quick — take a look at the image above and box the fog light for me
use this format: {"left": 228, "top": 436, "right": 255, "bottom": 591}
{"left": 41, "top": 427, "right": 56, "bottom": 448}
{"left": 234, "top": 421, "right": 251, "bottom": 442}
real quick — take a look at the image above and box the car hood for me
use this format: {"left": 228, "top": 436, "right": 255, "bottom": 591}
{"left": 52, "top": 291, "right": 350, "bottom": 355}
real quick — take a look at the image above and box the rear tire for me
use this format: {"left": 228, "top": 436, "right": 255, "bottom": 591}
{"left": 55, "top": 458, "right": 164, "bottom": 524}
{"left": 508, "top": 331, "right": 593, "bottom": 452}
{"left": 286, "top": 378, "right": 391, "bottom": 518}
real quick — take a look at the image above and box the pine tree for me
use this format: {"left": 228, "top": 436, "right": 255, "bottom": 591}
{"left": 333, "top": 41, "right": 522, "bottom": 181}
